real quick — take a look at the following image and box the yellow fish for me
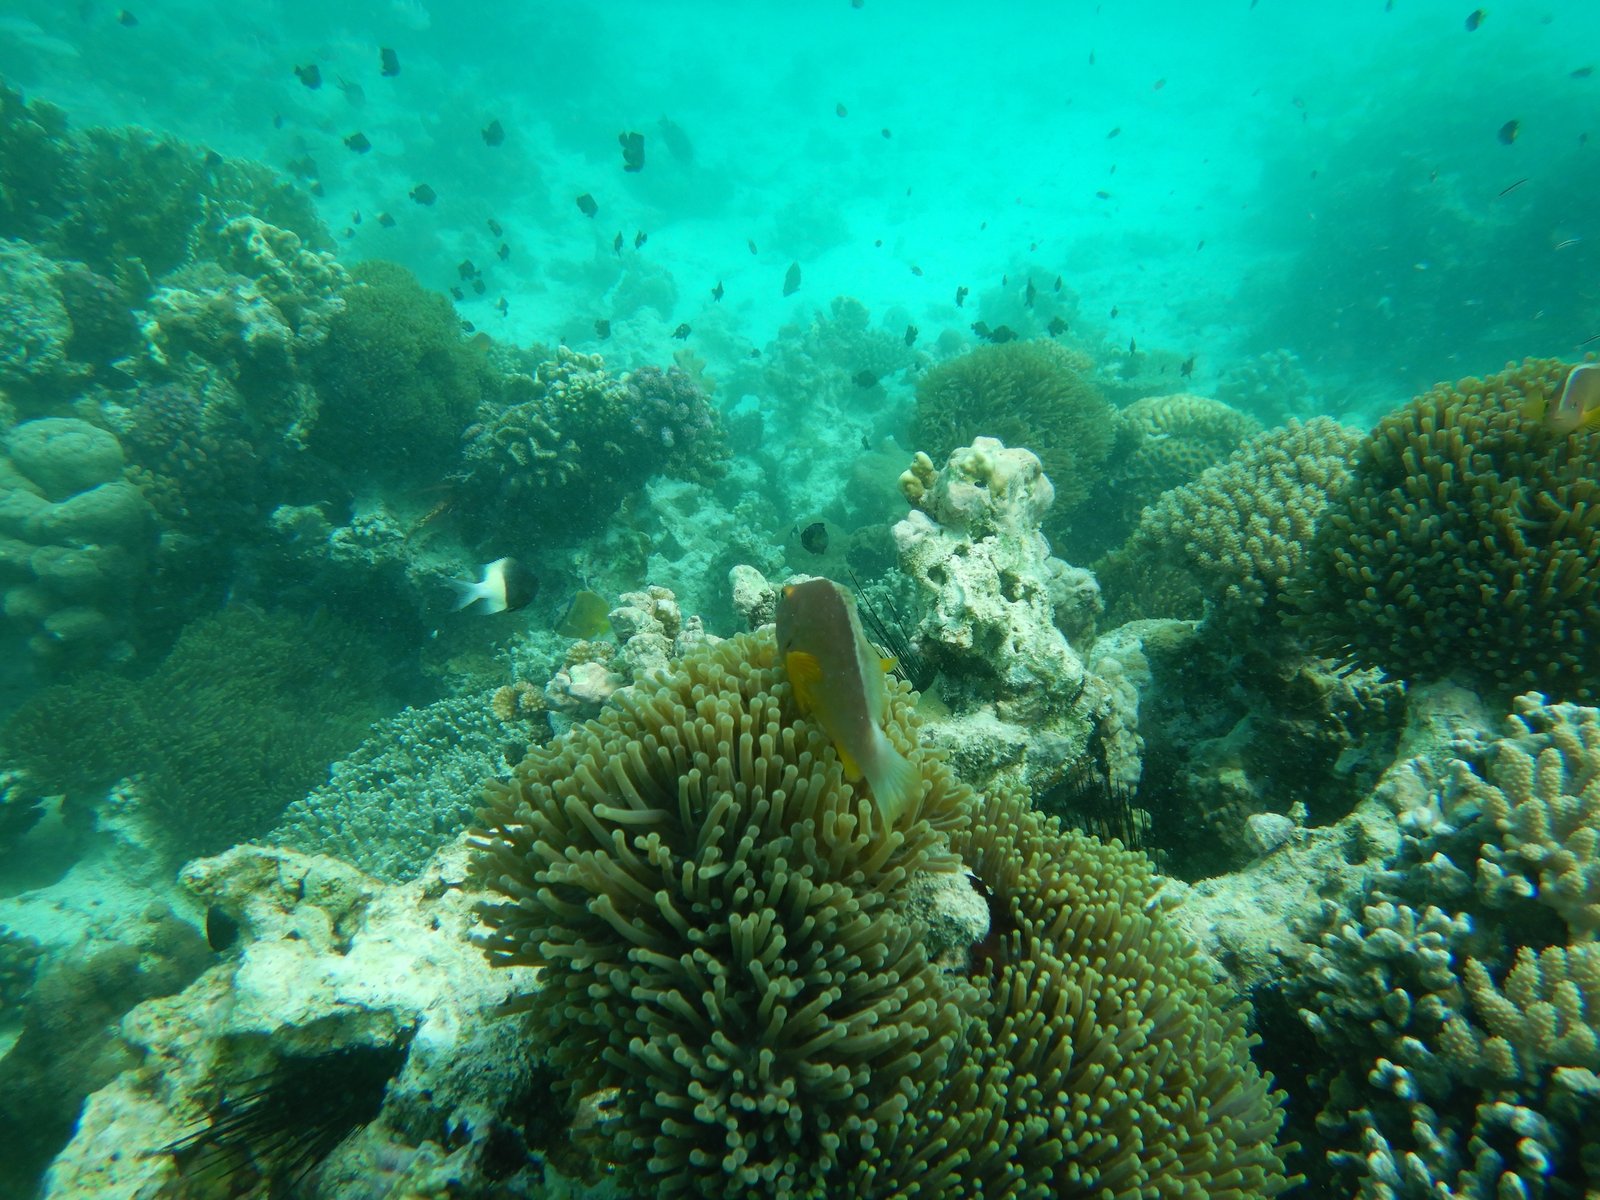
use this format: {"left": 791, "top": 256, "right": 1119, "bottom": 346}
{"left": 776, "top": 578, "right": 921, "bottom": 829}
{"left": 555, "top": 589, "right": 611, "bottom": 639}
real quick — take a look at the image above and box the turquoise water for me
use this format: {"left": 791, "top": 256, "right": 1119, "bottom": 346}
{"left": 2, "top": 2, "right": 1599, "bottom": 1197}
{"left": 4, "top": 0, "right": 1594, "bottom": 393}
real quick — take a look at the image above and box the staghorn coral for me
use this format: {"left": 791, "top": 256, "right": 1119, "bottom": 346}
{"left": 472, "top": 628, "right": 1294, "bottom": 1198}
{"left": 1293, "top": 693, "right": 1600, "bottom": 1198}
{"left": 1298, "top": 358, "right": 1600, "bottom": 701}
{"left": 1100, "top": 416, "right": 1361, "bottom": 629}
{"left": 309, "top": 259, "right": 486, "bottom": 481}
{"left": 913, "top": 338, "right": 1114, "bottom": 524}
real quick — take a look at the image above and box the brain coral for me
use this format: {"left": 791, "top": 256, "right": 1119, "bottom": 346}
{"left": 913, "top": 339, "right": 1115, "bottom": 523}
{"left": 1298, "top": 358, "right": 1600, "bottom": 700}
{"left": 1099, "top": 416, "right": 1361, "bottom": 628}
{"left": 472, "top": 629, "right": 1294, "bottom": 1197}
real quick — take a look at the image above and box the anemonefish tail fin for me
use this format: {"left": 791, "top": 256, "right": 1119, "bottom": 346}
{"left": 866, "top": 741, "right": 922, "bottom": 830}
{"left": 879, "top": 656, "right": 897, "bottom": 674}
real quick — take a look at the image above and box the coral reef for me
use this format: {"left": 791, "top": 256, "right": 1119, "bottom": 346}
{"left": 912, "top": 339, "right": 1115, "bottom": 539}
{"left": 1086, "top": 391, "right": 1263, "bottom": 561}
{"left": 894, "top": 437, "right": 1119, "bottom": 798}
{"left": 1100, "top": 416, "right": 1362, "bottom": 629}
{"left": 0, "top": 607, "right": 391, "bottom": 857}
{"left": 309, "top": 259, "right": 486, "bottom": 481}
{"left": 473, "top": 626, "right": 1295, "bottom": 1197}
{"left": 0, "top": 238, "right": 88, "bottom": 404}
{"left": 1290, "top": 693, "right": 1600, "bottom": 1198}
{"left": 36, "top": 843, "right": 551, "bottom": 1199}
{"left": 116, "top": 215, "right": 347, "bottom": 454}
{"left": 1298, "top": 358, "right": 1600, "bottom": 702}
{"left": 0, "top": 416, "right": 155, "bottom": 669}
{"left": 0, "top": 77, "right": 327, "bottom": 285}
{"left": 459, "top": 347, "right": 725, "bottom": 545}
{"left": 1118, "top": 618, "right": 1407, "bottom": 878}
{"left": 0, "top": 903, "right": 209, "bottom": 1197}
{"left": 270, "top": 691, "right": 514, "bottom": 884}
{"left": 1217, "top": 349, "right": 1317, "bottom": 425}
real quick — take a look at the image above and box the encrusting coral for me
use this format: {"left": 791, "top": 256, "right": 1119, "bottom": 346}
{"left": 472, "top": 627, "right": 1295, "bottom": 1197}
{"left": 1293, "top": 693, "right": 1600, "bottom": 1198}
{"left": 1298, "top": 358, "right": 1600, "bottom": 701}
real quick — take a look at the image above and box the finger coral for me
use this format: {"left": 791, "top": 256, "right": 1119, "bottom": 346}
{"left": 472, "top": 629, "right": 1295, "bottom": 1197}
{"left": 1100, "top": 416, "right": 1361, "bottom": 628}
{"left": 1295, "top": 693, "right": 1600, "bottom": 1198}
{"left": 1091, "top": 392, "right": 1263, "bottom": 559}
{"left": 1299, "top": 358, "right": 1600, "bottom": 700}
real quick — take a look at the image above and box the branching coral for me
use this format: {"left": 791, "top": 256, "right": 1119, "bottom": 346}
{"left": 1099, "top": 417, "right": 1361, "bottom": 628}
{"left": 1298, "top": 358, "right": 1600, "bottom": 701}
{"left": 1294, "top": 693, "right": 1600, "bottom": 1197}
{"left": 472, "top": 628, "right": 1295, "bottom": 1197}
{"left": 271, "top": 691, "right": 512, "bottom": 884}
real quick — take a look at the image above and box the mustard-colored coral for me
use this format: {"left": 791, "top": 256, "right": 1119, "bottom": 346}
{"left": 1091, "top": 392, "right": 1263, "bottom": 557}
{"left": 472, "top": 630, "right": 1295, "bottom": 1197}
{"left": 1299, "top": 358, "right": 1600, "bottom": 699}
{"left": 1099, "top": 416, "right": 1360, "bottom": 627}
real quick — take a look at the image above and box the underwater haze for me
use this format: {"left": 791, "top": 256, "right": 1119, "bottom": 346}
{"left": 3, "top": 0, "right": 1595, "bottom": 398}
{"left": 3, "top": 1, "right": 1600, "bottom": 1198}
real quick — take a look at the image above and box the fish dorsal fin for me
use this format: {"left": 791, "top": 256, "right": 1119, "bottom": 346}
{"left": 785, "top": 651, "right": 823, "bottom": 713}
